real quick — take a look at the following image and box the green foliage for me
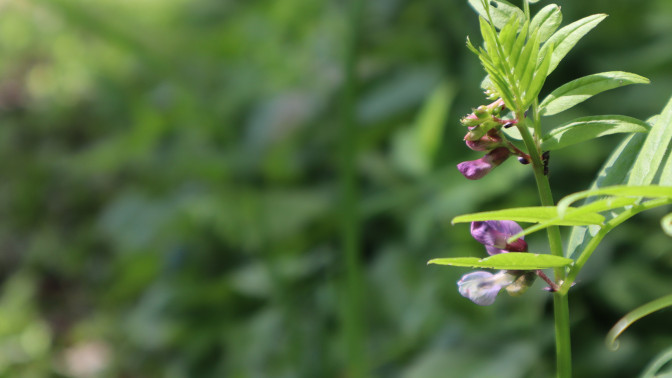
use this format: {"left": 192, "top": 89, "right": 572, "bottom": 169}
{"left": 428, "top": 252, "right": 573, "bottom": 270}
{"left": 539, "top": 72, "right": 650, "bottom": 116}
{"left": 452, "top": 206, "right": 604, "bottom": 225}
{"left": 541, "top": 115, "right": 650, "bottom": 151}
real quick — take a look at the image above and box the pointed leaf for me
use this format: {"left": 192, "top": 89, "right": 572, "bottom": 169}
{"left": 543, "top": 13, "right": 608, "bottom": 75}
{"left": 508, "top": 21, "right": 529, "bottom": 69}
{"left": 541, "top": 115, "right": 650, "bottom": 151}
{"left": 499, "top": 14, "right": 521, "bottom": 55}
{"left": 519, "top": 31, "right": 541, "bottom": 92}
{"left": 428, "top": 252, "right": 574, "bottom": 270}
{"left": 558, "top": 185, "right": 672, "bottom": 215}
{"left": 524, "top": 44, "right": 553, "bottom": 107}
{"left": 451, "top": 206, "right": 604, "bottom": 225}
{"left": 628, "top": 95, "right": 672, "bottom": 185}
{"left": 467, "top": 0, "right": 525, "bottom": 30}
{"left": 529, "top": 4, "right": 563, "bottom": 42}
{"left": 539, "top": 71, "right": 650, "bottom": 116}
{"left": 514, "top": 30, "right": 539, "bottom": 84}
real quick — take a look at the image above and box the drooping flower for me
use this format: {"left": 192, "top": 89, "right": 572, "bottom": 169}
{"left": 457, "top": 220, "right": 535, "bottom": 305}
{"left": 470, "top": 220, "right": 527, "bottom": 255}
{"left": 457, "top": 147, "right": 510, "bottom": 180}
{"left": 458, "top": 270, "right": 516, "bottom": 306}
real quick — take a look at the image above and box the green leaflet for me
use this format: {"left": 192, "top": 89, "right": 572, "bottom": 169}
{"left": 529, "top": 4, "right": 562, "bottom": 42}
{"left": 508, "top": 197, "right": 638, "bottom": 242}
{"left": 628, "top": 95, "right": 672, "bottom": 186}
{"left": 539, "top": 71, "right": 650, "bottom": 116}
{"left": 451, "top": 206, "right": 604, "bottom": 225}
{"left": 542, "top": 13, "right": 608, "bottom": 75}
{"left": 606, "top": 293, "right": 672, "bottom": 350}
{"left": 558, "top": 185, "right": 672, "bottom": 215}
{"left": 415, "top": 81, "right": 455, "bottom": 172}
{"left": 467, "top": 0, "right": 524, "bottom": 30}
{"left": 428, "top": 252, "right": 574, "bottom": 270}
{"left": 566, "top": 133, "right": 647, "bottom": 258}
{"left": 541, "top": 115, "right": 650, "bottom": 151}
{"left": 524, "top": 44, "right": 553, "bottom": 108}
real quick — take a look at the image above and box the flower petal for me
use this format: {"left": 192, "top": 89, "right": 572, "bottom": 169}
{"left": 457, "top": 271, "right": 515, "bottom": 306}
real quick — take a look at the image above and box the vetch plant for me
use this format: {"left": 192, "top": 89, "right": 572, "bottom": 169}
{"left": 427, "top": 1, "right": 672, "bottom": 377}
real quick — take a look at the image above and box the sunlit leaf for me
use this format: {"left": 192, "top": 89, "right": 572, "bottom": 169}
{"left": 428, "top": 252, "right": 574, "bottom": 270}
{"left": 539, "top": 72, "right": 650, "bottom": 116}
{"left": 529, "top": 4, "right": 562, "bottom": 42}
{"left": 543, "top": 13, "right": 608, "bottom": 75}
{"left": 541, "top": 115, "right": 650, "bottom": 151}
{"left": 452, "top": 207, "right": 604, "bottom": 225}
{"left": 524, "top": 44, "right": 553, "bottom": 107}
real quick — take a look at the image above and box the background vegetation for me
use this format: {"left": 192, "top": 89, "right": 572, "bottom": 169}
{"left": 0, "top": 0, "right": 670, "bottom": 376}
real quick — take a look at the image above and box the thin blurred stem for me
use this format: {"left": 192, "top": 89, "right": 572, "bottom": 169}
{"left": 516, "top": 111, "right": 571, "bottom": 378}
{"left": 340, "top": 0, "right": 366, "bottom": 376}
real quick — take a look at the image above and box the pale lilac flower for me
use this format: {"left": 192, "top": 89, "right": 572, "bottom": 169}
{"left": 457, "top": 147, "right": 510, "bottom": 180}
{"left": 457, "top": 270, "right": 516, "bottom": 306}
{"left": 470, "top": 220, "right": 527, "bottom": 255}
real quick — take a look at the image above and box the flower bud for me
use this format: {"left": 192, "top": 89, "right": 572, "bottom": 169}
{"left": 505, "top": 271, "right": 537, "bottom": 296}
{"left": 464, "top": 129, "right": 502, "bottom": 151}
{"left": 457, "top": 147, "right": 510, "bottom": 180}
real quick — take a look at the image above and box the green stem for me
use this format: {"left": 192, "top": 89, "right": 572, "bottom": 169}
{"left": 516, "top": 112, "right": 571, "bottom": 378}
{"left": 340, "top": 0, "right": 366, "bottom": 376}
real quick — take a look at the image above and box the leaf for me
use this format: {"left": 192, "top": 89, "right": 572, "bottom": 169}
{"left": 524, "top": 44, "right": 553, "bottom": 107}
{"left": 480, "top": 16, "right": 502, "bottom": 67}
{"left": 518, "top": 31, "right": 541, "bottom": 94}
{"left": 451, "top": 206, "right": 604, "bottom": 225}
{"left": 467, "top": 0, "right": 525, "bottom": 30}
{"left": 529, "top": 4, "right": 562, "bottom": 42}
{"left": 508, "top": 21, "right": 529, "bottom": 69}
{"left": 542, "top": 13, "right": 608, "bottom": 75}
{"left": 558, "top": 185, "right": 672, "bottom": 215}
{"left": 514, "top": 30, "right": 539, "bottom": 87}
{"left": 415, "top": 81, "right": 455, "bottom": 171}
{"left": 606, "top": 293, "right": 672, "bottom": 350}
{"left": 539, "top": 72, "right": 650, "bottom": 116}
{"left": 541, "top": 115, "right": 650, "bottom": 151}
{"left": 508, "top": 197, "right": 639, "bottom": 241}
{"left": 628, "top": 95, "right": 672, "bottom": 186}
{"left": 499, "top": 14, "right": 521, "bottom": 55}
{"left": 661, "top": 147, "right": 672, "bottom": 186}
{"left": 428, "top": 252, "right": 574, "bottom": 270}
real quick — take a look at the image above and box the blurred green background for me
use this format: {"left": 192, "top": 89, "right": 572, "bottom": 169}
{"left": 0, "top": 0, "right": 671, "bottom": 377}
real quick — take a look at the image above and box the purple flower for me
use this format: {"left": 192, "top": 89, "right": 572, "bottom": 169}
{"left": 470, "top": 220, "right": 527, "bottom": 255}
{"left": 458, "top": 270, "right": 516, "bottom": 305}
{"left": 457, "top": 147, "right": 510, "bottom": 180}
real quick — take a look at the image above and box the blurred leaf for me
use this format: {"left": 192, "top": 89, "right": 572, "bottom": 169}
{"left": 428, "top": 252, "right": 573, "bottom": 270}
{"left": 452, "top": 206, "right": 605, "bottom": 225}
{"left": 539, "top": 72, "right": 650, "bottom": 116}
{"left": 606, "top": 293, "right": 672, "bottom": 350}
{"left": 641, "top": 346, "right": 672, "bottom": 378}
{"left": 529, "top": 4, "right": 562, "bottom": 42}
{"left": 415, "top": 81, "right": 456, "bottom": 171}
{"left": 541, "top": 115, "right": 650, "bottom": 151}
{"left": 661, "top": 212, "right": 672, "bottom": 237}
{"left": 468, "top": 0, "right": 524, "bottom": 30}
{"left": 542, "top": 13, "right": 608, "bottom": 75}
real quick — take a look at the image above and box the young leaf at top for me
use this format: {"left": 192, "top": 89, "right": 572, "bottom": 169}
{"left": 428, "top": 252, "right": 574, "bottom": 270}
{"left": 524, "top": 44, "right": 553, "bottom": 107}
{"left": 541, "top": 115, "right": 650, "bottom": 151}
{"left": 467, "top": 0, "right": 524, "bottom": 30}
{"left": 539, "top": 72, "right": 650, "bottom": 116}
{"left": 542, "top": 13, "right": 608, "bottom": 75}
{"left": 529, "top": 4, "right": 563, "bottom": 42}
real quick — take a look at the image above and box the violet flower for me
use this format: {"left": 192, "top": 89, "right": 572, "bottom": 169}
{"left": 458, "top": 271, "right": 516, "bottom": 306}
{"left": 457, "top": 220, "right": 533, "bottom": 305}
{"left": 457, "top": 147, "right": 510, "bottom": 180}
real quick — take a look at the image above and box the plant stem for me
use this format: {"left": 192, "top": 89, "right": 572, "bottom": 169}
{"left": 340, "top": 0, "right": 366, "bottom": 376}
{"left": 516, "top": 112, "right": 572, "bottom": 378}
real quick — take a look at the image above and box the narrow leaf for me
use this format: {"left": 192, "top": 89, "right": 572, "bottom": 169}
{"left": 529, "top": 4, "right": 562, "bottom": 42}
{"left": 518, "top": 31, "right": 541, "bottom": 92}
{"left": 508, "top": 21, "right": 529, "bottom": 69}
{"left": 480, "top": 17, "right": 502, "bottom": 67}
{"left": 543, "top": 13, "right": 608, "bottom": 75}
{"left": 558, "top": 185, "right": 672, "bottom": 215}
{"left": 514, "top": 30, "right": 538, "bottom": 85}
{"left": 415, "top": 81, "right": 455, "bottom": 169}
{"left": 499, "top": 14, "right": 521, "bottom": 55}
{"left": 541, "top": 115, "right": 650, "bottom": 151}
{"left": 539, "top": 72, "right": 650, "bottom": 116}
{"left": 467, "top": 0, "right": 525, "bottom": 30}
{"left": 428, "top": 252, "right": 574, "bottom": 270}
{"left": 524, "top": 44, "right": 553, "bottom": 107}
{"left": 451, "top": 206, "right": 604, "bottom": 225}
{"left": 628, "top": 95, "right": 672, "bottom": 186}
{"left": 661, "top": 148, "right": 672, "bottom": 186}
{"left": 606, "top": 293, "right": 672, "bottom": 350}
